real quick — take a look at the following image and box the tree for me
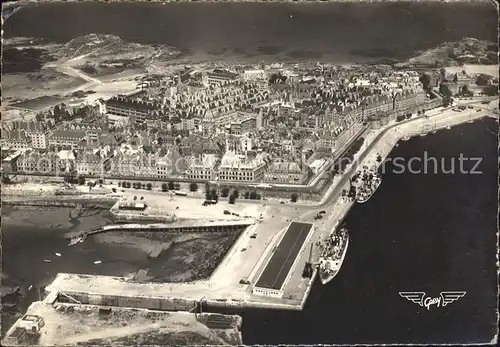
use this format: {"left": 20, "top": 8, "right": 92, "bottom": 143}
{"left": 205, "top": 191, "right": 212, "bottom": 201}
{"left": 112, "top": 188, "right": 117, "bottom": 193}
{"left": 1, "top": 173, "right": 11, "bottom": 184}
{"left": 146, "top": 183, "right": 152, "bottom": 190}
{"left": 221, "top": 187, "right": 230, "bottom": 197}
{"left": 233, "top": 190, "right": 239, "bottom": 199}
{"left": 249, "top": 191, "right": 258, "bottom": 200}
{"left": 78, "top": 176, "right": 85, "bottom": 185}
{"left": 229, "top": 194, "right": 236, "bottom": 204}
{"left": 161, "top": 183, "right": 168, "bottom": 192}
{"left": 291, "top": 193, "right": 298, "bottom": 203}
{"left": 244, "top": 191, "right": 250, "bottom": 199}
{"left": 168, "top": 181, "right": 175, "bottom": 190}
{"left": 134, "top": 196, "right": 137, "bottom": 201}
{"left": 210, "top": 189, "right": 218, "bottom": 202}
{"left": 439, "top": 83, "right": 453, "bottom": 97}
{"left": 419, "top": 73, "right": 432, "bottom": 91}
{"left": 190, "top": 183, "right": 198, "bottom": 192}
{"left": 483, "top": 84, "right": 498, "bottom": 97}
{"left": 442, "top": 96, "right": 452, "bottom": 107}
{"left": 174, "top": 183, "right": 181, "bottom": 190}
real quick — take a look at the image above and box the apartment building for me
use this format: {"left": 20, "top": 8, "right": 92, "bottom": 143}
{"left": 1, "top": 130, "right": 32, "bottom": 151}
{"left": 263, "top": 160, "right": 308, "bottom": 184}
{"left": 10, "top": 121, "right": 50, "bottom": 149}
{"left": 202, "top": 69, "right": 240, "bottom": 86}
{"left": 187, "top": 153, "right": 218, "bottom": 180}
{"left": 16, "top": 150, "right": 57, "bottom": 174}
{"left": 218, "top": 151, "right": 266, "bottom": 182}
{"left": 362, "top": 94, "right": 393, "bottom": 119}
{"left": 48, "top": 130, "right": 87, "bottom": 149}
{"left": 105, "top": 97, "right": 160, "bottom": 125}
{"left": 75, "top": 150, "right": 107, "bottom": 176}
{"left": 393, "top": 88, "right": 427, "bottom": 112}
{"left": 230, "top": 117, "right": 256, "bottom": 135}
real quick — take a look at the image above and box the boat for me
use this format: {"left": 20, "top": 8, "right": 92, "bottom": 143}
{"left": 68, "top": 236, "right": 82, "bottom": 246}
{"left": 353, "top": 169, "right": 382, "bottom": 204}
{"left": 318, "top": 227, "right": 349, "bottom": 285}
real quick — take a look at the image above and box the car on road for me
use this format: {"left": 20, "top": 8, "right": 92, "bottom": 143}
{"left": 250, "top": 234, "right": 257, "bottom": 239}
{"left": 239, "top": 279, "right": 250, "bottom": 285}
{"left": 319, "top": 210, "right": 326, "bottom": 214}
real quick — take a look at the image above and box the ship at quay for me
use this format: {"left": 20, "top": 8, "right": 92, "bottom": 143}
{"left": 352, "top": 168, "right": 382, "bottom": 204}
{"left": 317, "top": 224, "right": 349, "bottom": 285}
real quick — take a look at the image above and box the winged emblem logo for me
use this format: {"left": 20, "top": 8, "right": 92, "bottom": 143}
{"left": 399, "top": 291, "right": 466, "bottom": 310}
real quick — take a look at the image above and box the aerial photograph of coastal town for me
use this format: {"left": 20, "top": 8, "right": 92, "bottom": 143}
{"left": 1, "top": 0, "right": 498, "bottom": 346}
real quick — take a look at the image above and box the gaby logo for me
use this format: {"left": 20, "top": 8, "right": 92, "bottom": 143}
{"left": 399, "top": 291, "right": 466, "bottom": 311}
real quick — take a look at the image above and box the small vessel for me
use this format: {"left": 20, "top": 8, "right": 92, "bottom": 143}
{"left": 420, "top": 133, "right": 427, "bottom": 137}
{"left": 43, "top": 260, "right": 52, "bottom": 263}
{"left": 94, "top": 260, "right": 102, "bottom": 265}
{"left": 402, "top": 135, "right": 410, "bottom": 141}
{"left": 353, "top": 169, "right": 382, "bottom": 204}
{"left": 446, "top": 125, "right": 451, "bottom": 130}
{"left": 68, "top": 237, "right": 82, "bottom": 246}
{"left": 68, "top": 234, "right": 86, "bottom": 246}
{"left": 318, "top": 226, "right": 349, "bottom": 285}
{"left": 55, "top": 253, "right": 61, "bottom": 257}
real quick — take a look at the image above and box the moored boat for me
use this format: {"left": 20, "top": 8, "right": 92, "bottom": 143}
{"left": 318, "top": 227, "right": 349, "bottom": 285}
{"left": 353, "top": 169, "right": 382, "bottom": 204}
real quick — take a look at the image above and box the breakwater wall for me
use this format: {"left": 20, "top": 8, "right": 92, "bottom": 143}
{"left": 84, "top": 222, "right": 251, "bottom": 238}
{"left": 55, "top": 291, "right": 199, "bottom": 312}
{"left": 203, "top": 298, "right": 302, "bottom": 311}
{"left": 2, "top": 199, "right": 113, "bottom": 209}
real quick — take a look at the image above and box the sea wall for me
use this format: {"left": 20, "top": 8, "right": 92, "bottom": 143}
{"left": 55, "top": 291, "right": 198, "bottom": 312}
{"left": 2, "top": 199, "right": 113, "bottom": 209}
